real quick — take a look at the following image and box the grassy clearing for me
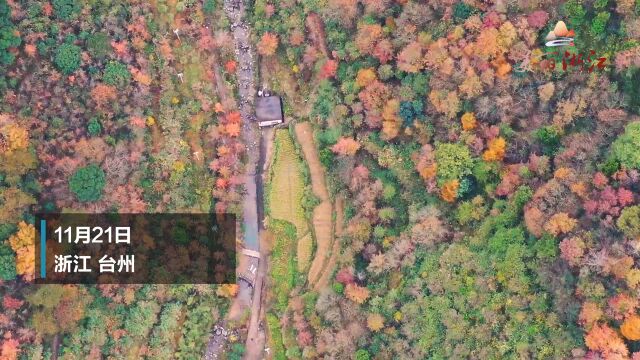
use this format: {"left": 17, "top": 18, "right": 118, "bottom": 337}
{"left": 268, "top": 130, "right": 308, "bottom": 237}
{"left": 293, "top": 122, "right": 329, "bottom": 201}
{"left": 266, "top": 313, "right": 287, "bottom": 360}
{"left": 296, "top": 232, "right": 313, "bottom": 273}
{"left": 266, "top": 220, "right": 298, "bottom": 359}
{"left": 268, "top": 219, "right": 298, "bottom": 312}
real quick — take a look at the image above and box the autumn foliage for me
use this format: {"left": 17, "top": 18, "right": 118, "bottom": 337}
{"left": 461, "top": 112, "right": 477, "bottom": 131}
{"left": 8, "top": 222, "right": 34, "bottom": 281}
{"left": 440, "top": 179, "right": 459, "bottom": 203}
{"left": 331, "top": 137, "right": 361, "bottom": 156}
{"left": 584, "top": 324, "right": 629, "bottom": 358}
{"left": 257, "top": 32, "right": 279, "bottom": 56}
{"left": 345, "top": 283, "right": 370, "bottom": 304}
{"left": 482, "top": 137, "right": 506, "bottom": 161}
{"left": 366, "top": 313, "right": 384, "bottom": 331}
{"left": 621, "top": 315, "right": 640, "bottom": 340}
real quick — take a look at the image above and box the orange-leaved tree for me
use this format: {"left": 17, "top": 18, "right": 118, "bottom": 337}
{"left": 345, "top": 283, "right": 370, "bottom": 304}
{"left": 483, "top": 137, "right": 506, "bottom": 161}
{"left": 331, "top": 137, "right": 361, "bottom": 156}
{"left": 257, "top": 32, "right": 279, "bottom": 56}
{"left": 461, "top": 112, "right": 477, "bottom": 131}
{"left": 584, "top": 323, "right": 628, "bottom": 358}
{"left": 621, "top": 315, "right": 640, "bottom": 340}
{"left": 441, "top": 179, "right": 459, "bottom": 203}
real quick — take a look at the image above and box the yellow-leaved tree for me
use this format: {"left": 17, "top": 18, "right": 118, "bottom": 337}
{"left": 367, "top": 313, "right": 385, "bottom": 331}
{"left": 483, "top": 137, "right": 506, "bottom": 161}
{"left": 8, "top": 221, "right": 35, "bottom": 281}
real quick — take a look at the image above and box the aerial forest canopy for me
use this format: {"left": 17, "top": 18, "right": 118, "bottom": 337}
{"left": 252, "top": 0, "right": 640, "bottom": 358}
{"left": 1, "top": 0, "right": 640, "bottom": 358}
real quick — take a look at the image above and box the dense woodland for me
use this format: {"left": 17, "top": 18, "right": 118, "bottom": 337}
{"left": 0, "top": 0, "right": 246, "bottom": 358}
{"left": 2, "top": 0, "right": 640, "bottom": 358}
{"left": 252, "top": 0, "right": 640, "bottom": 358}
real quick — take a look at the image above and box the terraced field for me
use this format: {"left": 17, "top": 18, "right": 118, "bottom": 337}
{"left": 268, "top": 130, "right": 308, "bottom": 236}
{"left": 293, "top": 122, "right": 334, "bottom": 287}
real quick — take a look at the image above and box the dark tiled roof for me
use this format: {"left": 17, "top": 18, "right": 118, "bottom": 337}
{"left": 255, "top": 96, "right": 283, "bottom": 122}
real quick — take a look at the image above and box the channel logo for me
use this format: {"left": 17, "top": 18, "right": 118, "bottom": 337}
{"left": 544, "top": 21, "right": 575, "bottom": 47}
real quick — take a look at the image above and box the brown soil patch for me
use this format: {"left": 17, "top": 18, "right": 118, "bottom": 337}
{"left": 294, "top": 122, "right": 334, "bottom": 286}
{"left": 307, "top": 201, "right": 333, "bottom": 285}
{"left": 314, "top": 195, "right": 344, "bottom": 291}
{"left": 294, "top": 122, "right": 329, "bottom": 201}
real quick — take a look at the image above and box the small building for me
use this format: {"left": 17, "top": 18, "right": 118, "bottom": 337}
{"left": 255, "top": 96, "right": 284, "bottom": 127}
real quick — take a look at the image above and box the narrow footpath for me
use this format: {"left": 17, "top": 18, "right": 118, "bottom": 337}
{"left": 206, "top": 0, "right": 270, "bottom": 358}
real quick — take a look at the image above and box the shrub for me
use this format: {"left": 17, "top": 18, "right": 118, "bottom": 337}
{"left": 103, "top": 61, "right": 130, "bottom": 86}
{"left": 312, "top": 80, "right": 340, "bottom": 121}
{"left": 54, "top": 43, "right": 81, "bottom": 74}
{"left": 228, "top": 343, "right": 245, "bottom": 360}
{"left": 333, "top": 282, "right": 344, "bottom": 294}
{"left": 68, "top": 164, "right": 106, "bottom": 202}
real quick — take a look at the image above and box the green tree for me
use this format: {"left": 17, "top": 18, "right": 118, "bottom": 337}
{"left": 68, "top": 164, "right": 106, "bottom": 202}
{"left": 124, "top": 301, "right": 161, "bottom": 338}
{"left": 0, "top": 244, "right": 16, "bottom": 280}
{"left": 563, "top": 0, "right": 586, "bottom": 26}
{"left": 54, "top": 43, "right": 81, "bottom": 74}
{"left": 103, "top": 61, "right": 130, "bottom": 86}
{"left": 591, "top": 11, "right": 610, "bottom": 36}
{"left": 52, "top": 0, "right": 82, "bottom": 20}
{"left": 0, "top": 223, "right": 16, "bottom": 242}
{"left": 621, "top": 69, "right": 640, "bottom": 114}
{"left": 203, "top": 0, "right": 217, "bottom": 14}
{"left": 453, "top": 2, "right": 476, "bottom": 22}
{"left": 312, "top": 80, "right": 340, "bottom": 121}
{"left": 434, "top": 143, "right": 473, "bottom": 186}
{"left": 618, "top": 205, "right": 640, "bottom": 238}
{"left": 86, "top": 32, "right": 110, "bottom": 59}
{"left": 0, "top": 0, "right": 21, "bottom": 66}
{"left": 355, "top": 349, "right": 371, "bottom": 360}
{"left": 612, "top": 122, "right": 640, "bottom": 170}
{"left": 594, "top": 0, "right": 608, "bottom": 9}
{"left": 534, "top": 126, "right": 561, "bottom": 156}
{"left": 87, "top": 117, "right": 101, "bottom": 136}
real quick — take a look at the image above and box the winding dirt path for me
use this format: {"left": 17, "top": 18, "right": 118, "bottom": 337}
{"left": 293, "top": 122, "right": 334, "bottom": 287}
{"left": 205, "top": 0, "right": 270, "bottom": 358}
{"left": 315, "top": 195, "right": 343, "bottom": 291}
